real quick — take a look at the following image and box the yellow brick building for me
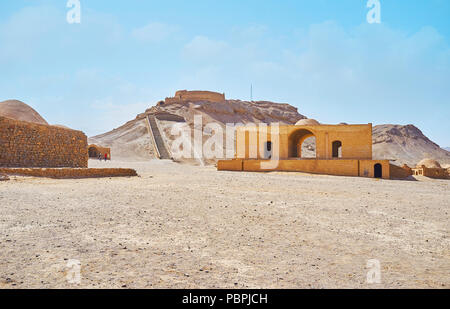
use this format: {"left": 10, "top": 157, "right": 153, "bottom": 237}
{"left": 218, "top": 119, "right": 395, "bottom": 179}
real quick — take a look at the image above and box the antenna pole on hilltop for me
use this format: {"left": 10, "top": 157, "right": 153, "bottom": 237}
{"left": 250, "top": 84, "right": 253, "bottom": 102}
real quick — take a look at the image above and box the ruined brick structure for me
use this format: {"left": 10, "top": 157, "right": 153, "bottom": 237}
{"left": 411, "top": 166, "right": 449, "bottom": 179}
{"left": 163, "top": 90, "right": 225, "bottom": 105}
{"left": 88, "top": 144, "right": 111, "bottom": 160}
{"left": 0, "top": 116, "right": 88, "bottom": 168}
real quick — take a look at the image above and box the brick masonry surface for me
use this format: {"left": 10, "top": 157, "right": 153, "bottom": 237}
{"left": 0, "top": 168, "right": 138, "bottom": 179}
{"left": 0, "top": 116, "right": 88, "bottom": 168}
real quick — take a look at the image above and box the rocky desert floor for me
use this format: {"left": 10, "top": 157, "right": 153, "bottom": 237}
{"left": 0, "top": 160, "right": 449, "bottom": 289}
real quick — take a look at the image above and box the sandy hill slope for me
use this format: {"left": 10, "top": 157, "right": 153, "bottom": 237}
{"left": 0, "top": 100, "right": 48, "bottom": 125}
{"left": 89, "top": 118, "right": 156, "bottom": 161}
{"left": 373, "top": 124, "right": 450, "bottom": 166}
{"left": 444, "top": 147, "right": 450, "bottom": 152}
{"left": 147, "top": 99, "right": 305, "bottom": 126}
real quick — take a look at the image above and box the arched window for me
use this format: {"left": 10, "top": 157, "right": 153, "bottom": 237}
{"left": 332, "top": 141, "right": 342, "bottom": 158}
{"left": 264, "top": 141, "right": 272, "bottom": 159}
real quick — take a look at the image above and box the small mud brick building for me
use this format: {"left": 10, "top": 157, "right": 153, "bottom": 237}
{"left": 0, "top": 116, "right": 88, "bottom": 168}
{"left": 411, "top": 159, "right": 450, "bottom": 179}
{"left": 88, "top": 144, "right": 111, "bottom": 160}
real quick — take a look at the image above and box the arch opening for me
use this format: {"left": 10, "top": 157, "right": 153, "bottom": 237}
{"left": 88, "top": 146, "right": 100, "bottom": 158}
{"left": 288, "top": 129, "right": 316, "bottom": 158}
{"left": 332, "top": 141, "right": 342, "bottom": 158}
{"left": 374, "top": 163, "right": 382, "bottom": 178}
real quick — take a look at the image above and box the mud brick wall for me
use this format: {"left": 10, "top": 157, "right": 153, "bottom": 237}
{"left": 422, "top": 167, "right": 450, "bottom": 179}
{"left": 0, "top": 168, "right": 137, "bottom": 179}
{"left": 0, "top": 116, "right": 88, "bottom": 168}
{"left": 389, "top": 164, "right": 412, "bottom": 179}
{"left": 165, "top": 90, "right": 225, "bottom": 104}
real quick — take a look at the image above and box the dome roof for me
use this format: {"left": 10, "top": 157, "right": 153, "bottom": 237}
{"left": 416, "top": 158, "right": 441, "bottom": 169}
{"left": 0, "top": 100, "right": 48, "bottom": 125}
{"left": 295, "top": 118, "right": 320, "bottom": 126}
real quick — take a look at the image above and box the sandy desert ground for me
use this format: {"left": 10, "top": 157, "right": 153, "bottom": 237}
{"left": 0, "top": 160, "right": 449, "bottom": 289}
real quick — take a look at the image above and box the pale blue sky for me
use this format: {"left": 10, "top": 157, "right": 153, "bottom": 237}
{"left": 0, "top": 0, "right": 449, "bottom": 146}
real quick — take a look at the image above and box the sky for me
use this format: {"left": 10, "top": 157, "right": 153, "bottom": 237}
{"left": 0, "top": 0, "right": 449, "bottom": 146}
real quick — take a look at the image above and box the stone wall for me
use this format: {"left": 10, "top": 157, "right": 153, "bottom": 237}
{"left": 165, "top": 90, "right": 225, "bottom": 104}
{"left": 389, "top": 164, "right": 412, "bottom": 179}
{"left": 412, "top": 166, "right": 450, "bottom": 179}
{"left": 235, "top": 124, "right": 373, "bottom": 160}
{"left": 0, "top": 167, "right": 137, "bottom": 179}
{"left": 359, "top": 160, "right": 391, "bottom": 179}
{"left": 218, "top": 159, "right": 392, "bottom": 179}
{"left": 0, "top": 116, "right": 88, "bottom": 168}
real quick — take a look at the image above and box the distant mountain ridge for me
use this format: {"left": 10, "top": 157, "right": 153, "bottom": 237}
{"left": 372, "top": 124, "right": 450, "bottom": 166}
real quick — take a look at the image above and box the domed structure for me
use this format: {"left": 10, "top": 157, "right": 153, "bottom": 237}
{"left": 295, "top": 118, "right": 320, "bottom": 126}
{"left": 0, "top": 100, "right": 48, "bottom": 125}
{"left": 416, "top": 158, "right": 441, "bottom": 169}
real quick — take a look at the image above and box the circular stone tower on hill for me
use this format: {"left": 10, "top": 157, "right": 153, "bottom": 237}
{"left": 164, "top": 90, "right": 225, "bottom": 105}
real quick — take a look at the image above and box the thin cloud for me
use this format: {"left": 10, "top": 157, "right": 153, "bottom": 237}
{"left": 182, "top": 36, "right": 230, "bottom": 62}
{"left": 131, "top": 22, "right": 178, "bottom": 42}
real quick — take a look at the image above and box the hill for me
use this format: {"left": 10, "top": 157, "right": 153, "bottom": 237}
{"left": 372, "top": 124, "right": 450, "bottom": 166}
{"left": 89, "top": 98, "right": 305, "bottom": 162}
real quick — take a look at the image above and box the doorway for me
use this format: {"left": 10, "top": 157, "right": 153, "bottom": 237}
{"left": 374, "top": 163, "right": 382, "bottom": 178}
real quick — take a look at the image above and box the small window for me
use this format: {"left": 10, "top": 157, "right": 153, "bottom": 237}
{"left": 332, "top": 141, "right": 342, "bottom": 158}
{"left": 265, "top": 141, "right": 272, "bottom": 159}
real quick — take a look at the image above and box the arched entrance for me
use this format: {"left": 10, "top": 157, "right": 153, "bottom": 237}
{"left": 374, "top": 163, "right": 382, "bottom": 178}
{"left": 288, "top": 129, "right": 316, "bottom": 158}
{"left": 88, "top": 146, "right": 100, "bottom": 158}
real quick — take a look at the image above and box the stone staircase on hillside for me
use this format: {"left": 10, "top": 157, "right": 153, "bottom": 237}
{"left": 147, "top": 115, "right": 171, "bottom": 159}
